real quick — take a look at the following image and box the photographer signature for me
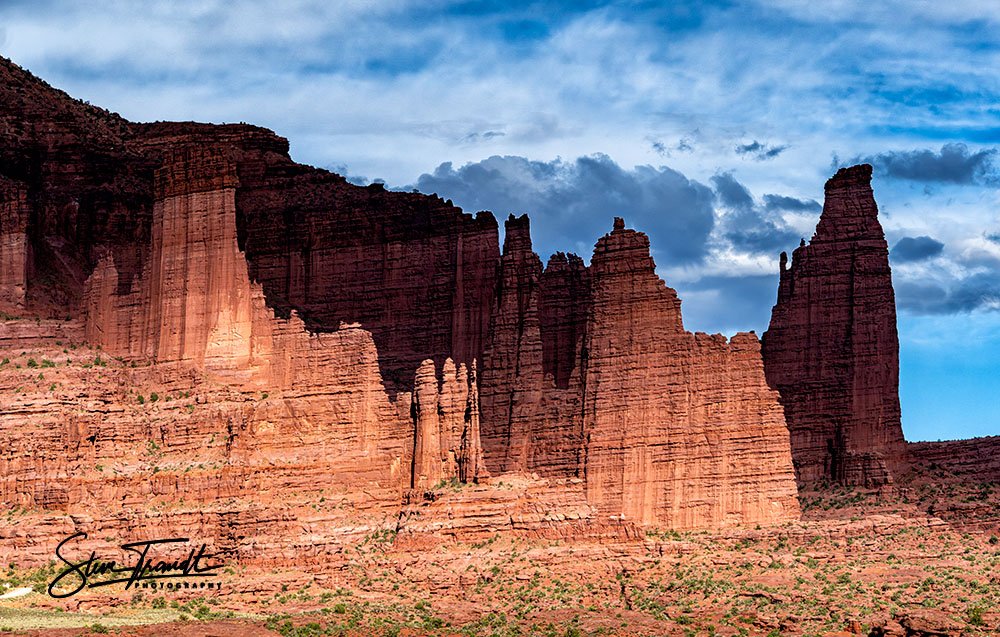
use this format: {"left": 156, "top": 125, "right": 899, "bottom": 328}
{"left": 48, "top": 532, "right": 224, "bottom": 598}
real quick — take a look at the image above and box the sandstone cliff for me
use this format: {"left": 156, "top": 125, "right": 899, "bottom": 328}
{"left": 480, "top": 216, "right": 800, "bottom": 528}
{"left": 1, "top": 53, "right": 804, "bottom": 547}
{"left": 479, "top": 214, "right": 587, "bottom": 476}
{"left": 762, "top": 164, "right": 908, "bottom": 486}
{"left": 409, "top": 357, "right": 489, "bottom": 489}
{"left": 0, "top": 56, "right": 499, "bottom": 395}
{"left": 582, "top": 219, "right": 799, "bottom": 527}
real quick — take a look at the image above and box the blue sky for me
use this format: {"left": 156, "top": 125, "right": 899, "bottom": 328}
{"left": 2, "top": 0, "right": 998, "bottom": 441}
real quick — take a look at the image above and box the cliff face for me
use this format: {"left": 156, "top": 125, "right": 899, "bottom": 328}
{"left": 479, "top": 215, "right": 591, "bottom": 478}
{"left": 0, "top": 58, "right": 153, "bottom": 315}
{"left": 582, "top": 220, "right": 799, "bottom": 527}
{"left": 762, "top": 165, "right": 908, "bottom": 486}
{"left": 0, "top": 57, "right": 498, "bottom": 394}
{"left": 1, "top": 53, "right": 805, "bottom": 545}
{"left": 480, "top": 216, "right": 800, "bottom": 528}
{"left": 84, "top": 143, "right": 412, "bottom": 465}
{"left": 409, "top": 358, "right": 489, "bottom": 489}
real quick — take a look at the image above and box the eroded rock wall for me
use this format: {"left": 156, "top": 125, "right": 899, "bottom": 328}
{"left": 228, "top": 146, "right": 500, "bottom": 394}
{"left": 582, "top": 219, "right": 799, "bottom": 528}
{"left": 0, "top": 175, "right": 29, "bottom": 311}
{"left": 84, "top": 145, "right": 411, "bottom": 481}
{"left": 410, "top": 358, "right": 489, "bottom": 490}
{"left": 479, "top": 215, "right": 588, "bottom": 477}
{"left": 3, "top": 53, "right": 809, "bottom": 545}
{"left": 762, "top": 165, "right": 908, "bottom": 486}
{"left": 1, "top": 56, "right": 500, "bottom": 395}
{"left": 480, "top": 217, "right": 800, "bottom": 529}
{"left": 908, "top": 437, "right": 1000, "bottom": 481}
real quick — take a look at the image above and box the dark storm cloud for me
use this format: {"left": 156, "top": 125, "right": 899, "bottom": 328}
{"left": 891, "top": 236, "right": 945, "bottom": 263}
{"left": 896, "top": 272, "right": 1000, "bottom": 314}
{"left": 410, "top": 154, "right": 716, "bottom": 264}
{"left": 862, "top": 143, "right": 998, "bottom": 185}
{"left": 735, "top": 140, "right": 788, "bottom": 160}
{"left": 710, "top": 172, "right": 753, "bottom": 210}
{"left": 762, "top": 194, "right": 821, "bottom": 213}
{"left": 712, "top": 172, "right": 800, "bottom": 254}
{"left": 674, "top": 273, "right": 780, "bottom": 335}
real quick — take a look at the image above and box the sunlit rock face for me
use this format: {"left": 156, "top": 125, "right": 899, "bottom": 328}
{"left": 480, "top": 215, "right": 800, "bottom": 529}
{"left": 0, "top": 50, "right": 805, "bottom": 570}
{"left": 763, "top": 164, "right": 909, "bottom": 487}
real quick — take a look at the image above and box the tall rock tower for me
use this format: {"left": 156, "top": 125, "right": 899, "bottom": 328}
{"left": 762, "top": 164, "right": 908, "bottom": 486}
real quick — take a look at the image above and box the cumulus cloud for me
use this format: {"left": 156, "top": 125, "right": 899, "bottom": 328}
{"left": 711, "top": 172, "right": 800, "bottom": 254}
{"left": 891, "top": 236, "right": 945, "bottom": 262}
{"left": 735, "top": 140, "right": 788, "bottom": 160}
{"left": 762, "top": 194, "right": 821, "bottom": 212}
{"left": 410, "top": 154, "right": 716, "bottom": 264}
{"left": 710, "top": 172, "right": 753, "bottom": 210}
{"left": 861, "top": 143, "right": 997, "bottom": 185}
{"left": 896, "top": 273, "right": 1000, "bottom": 314}
{"left": 891, "top": 234, "right": 1000, "bottom": 314}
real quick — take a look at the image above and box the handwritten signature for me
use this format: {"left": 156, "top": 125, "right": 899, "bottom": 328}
{"left": 48, "top": 532, "right": 224, "bottom": 598}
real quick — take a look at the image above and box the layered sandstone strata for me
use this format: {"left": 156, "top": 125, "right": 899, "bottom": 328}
{"left": 409, "top": 358, "right": 489, "bottom": 489}
{"left": 0, "top": 144, "right": 498, "bottom": 567}
{"left": 0, "top": 58, "right": 153, "bottom": 315}
{"left": 3, "top": 53, "right": 806, "bottom": 548}
{"left": 762, "top": 165, "right": 908, "bottom": 486}
{"left": 0, "top": 56, "right": 499, "bottom": 394}
{"left": 479, "top": 215, "right": 590, "bottom": 477}
{"left": 134, "top": 120, "right": 500, "bottom": 394}
{"left": 83, "top": 143, "right": 412, "bottom": 479}
{"left": 908, "top": 437, "right": 1000, "bottom": 482}
{"left": 582, "top": 219, "right": 799, "bottom": 527}
{"left": 0, "top": 176, "right": 29, "bottom": 311}
{"left": 481, "top": 216, "right": 800, "bottom": 528}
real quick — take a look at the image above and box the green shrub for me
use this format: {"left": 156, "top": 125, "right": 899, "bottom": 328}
{"left": 968, "top": 605, "right": 985, "bottom": 626}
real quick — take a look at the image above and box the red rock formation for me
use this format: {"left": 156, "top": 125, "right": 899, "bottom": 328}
{"left": 84, "top": 147, "right": 263, "bottom": 374}
{"left": 479, "top": 215, "right": 587, "bottom": 477}
{"left": 479, "top": 214, "right": 545, "bottom": 473}
{"left": 0, "top": 57, "right": 154, "bottom": 315}
{"left": 84, "top": 143, "right": 412, "bottom": 485}
{"left": 3, "top": 54, "right": 803, "bottom": 549}
{"left": 410, "top": 358, "right": 489, "bottom": 489}
{"left": 0, "top": 56, "right": 498, "bottom": 394}
{"left": 908, "top": 436, "right": 1000, "bottom": 482}
{"left": 0, "top": 175, "right": 29, "bottom": 311}
{"left": 481, "top": 216, "right": 799, "bottom": 528}
{"left": 458, "top": 361, "right": 489, "bottom": 484}
{"left": 582, "top": 219, "right": 799, "bottom": 528}
{"left": 762, "top": 164, "right": 908, "bottom": 486}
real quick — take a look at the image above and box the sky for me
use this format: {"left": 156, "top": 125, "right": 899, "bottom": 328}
{"left": 1, "top": 0, "right": 998, "bottom": 441}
